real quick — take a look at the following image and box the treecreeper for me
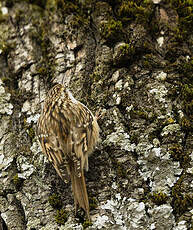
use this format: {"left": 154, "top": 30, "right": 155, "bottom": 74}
{"left": 37, "top": 83, "right": 100, "bottom": 220}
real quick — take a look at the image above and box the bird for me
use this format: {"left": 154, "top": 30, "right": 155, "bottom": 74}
{"left": 36, "top": 83, "right": 99, "bottom": 220}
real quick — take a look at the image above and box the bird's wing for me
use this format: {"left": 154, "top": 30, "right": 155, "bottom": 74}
{"left": 37, "top": 99, "right": 95, "bottom": 180}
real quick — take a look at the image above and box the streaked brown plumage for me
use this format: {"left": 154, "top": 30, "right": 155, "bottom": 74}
{"left": 37, "top": 83, "right": 99, "bottom": 220}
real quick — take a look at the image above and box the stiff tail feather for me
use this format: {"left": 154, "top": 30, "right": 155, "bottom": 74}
{"left": 69, "top": 164, "right": 90, "bottom": 220}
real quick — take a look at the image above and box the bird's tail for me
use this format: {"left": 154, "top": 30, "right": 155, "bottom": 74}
{"left": 69, "top": 163, "right": 90, "bottom": 220}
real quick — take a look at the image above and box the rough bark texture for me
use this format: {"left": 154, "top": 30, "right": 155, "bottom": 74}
{"left": 0, "top": 0, "right": 193, "bottom": 229}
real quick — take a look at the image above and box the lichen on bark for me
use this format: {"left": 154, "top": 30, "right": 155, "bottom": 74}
{"left": 0, "top": 0, "right": 193, "bottom": 229}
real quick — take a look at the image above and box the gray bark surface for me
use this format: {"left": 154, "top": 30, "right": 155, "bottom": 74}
{"left": 0, "top": 0, "right": 193, "bottom": 229}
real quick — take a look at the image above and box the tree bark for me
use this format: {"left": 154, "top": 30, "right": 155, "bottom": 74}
{"left": 0, "top": 0, "right": 193, "bottom": 229}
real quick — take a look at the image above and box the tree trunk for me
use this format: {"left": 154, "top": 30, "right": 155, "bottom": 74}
{"left": 0, "top": 0, "right": 193, "bottom": 229}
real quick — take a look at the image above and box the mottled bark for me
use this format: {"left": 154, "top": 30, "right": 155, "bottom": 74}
{"left": 0, "top": 0, "right": 193, "bottom": 229}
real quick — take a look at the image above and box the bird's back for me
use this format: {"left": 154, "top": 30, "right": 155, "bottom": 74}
{"left": 37, "top": 84, "right": 99, "bottom": 219}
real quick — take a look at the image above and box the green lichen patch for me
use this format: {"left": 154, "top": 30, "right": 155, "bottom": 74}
{"left": 130, "top": 109, "right": 149, "bottom": 120}
{"left": 68, "top": 14, "right": 89, "bottom": 29}
{"left": 1, "top": 76, "right": 12, "bottom": 86}
{"left": 130, "top": 107, "right": 157, "bottom": 123}
{"left": 82, "top": 219, "right": 92, "bottom": 229}
{"left": 55, "top": 209, "right": 68, "bottom": 225}
{"left": 119, "top": 43, "right": 130, "bottom": 54}
{"left": 113, "top": 43, "right": 136, "bottom": 65}
{"left": 28, "top": 127, "right": 35, "bottom": 139}
{"left": 116, "top": 0, "right": 154, "bottom": 25}
{"left": 150, "top": 191, "right": 169, "bottom": 205}
{"left": 0, "top": 41, "right": 15, "bottom": 56}
{"left": 164, "top": 117, "right": 175, "bottom": 125}
{"left": 12, "top": 174, "right": 24, "bottom": 190}
{"left": 48, "top": 193, "right": 63, "bottom": 209}
{"left": 36, "top": 66, "right": 48, "bottom": 77}
{"left": 100, "top": 19, "right": 123, "bottom": 43}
